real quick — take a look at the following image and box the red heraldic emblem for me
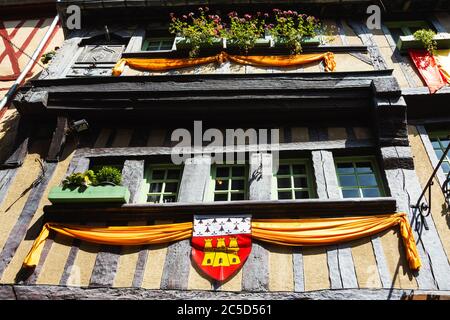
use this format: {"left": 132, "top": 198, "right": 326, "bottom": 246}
{"left": 191, "top": 215, "right": 252, "bottom": 282}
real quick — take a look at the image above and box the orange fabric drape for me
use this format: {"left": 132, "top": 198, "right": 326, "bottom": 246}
{"left": 23, "top": 212, "right": 420, "bottom": 271}
{"left": 252, "top": 212, "right": 420, "bottom": 270}
{"left": 112, "top": 51, "right": 336, "bottom": 76}
{"left": 226, "top": 52, "right": 336, "bottom": 71}
{"left": 23, "top": 222, "right": 193, "bottom": 268}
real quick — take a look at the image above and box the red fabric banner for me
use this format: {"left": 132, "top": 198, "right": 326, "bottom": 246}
{"left": 409, "top": 49, "right": 446, "bottom": 94}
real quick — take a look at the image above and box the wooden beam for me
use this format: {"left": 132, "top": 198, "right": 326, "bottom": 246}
{"left": 348, "top": 20, "right": 388, "bottom": 70}
{"left": 73, "top": 139, "right": 375, "bottom": 159}
{"left": 47, "top": 116, "right": 68, "bottom": 162}
{"left": 0, "top": 162, "right": 58, "bottom": 279}
{"left": 292, "top": 248, "right": 305, "bottom": 292}
{"left": 1, "top": 118, "right": 32, "bottom": 168}
{"left": 43, "top": 198, "right": 398, "bottom": 223}
{"left": 249, "top": 153, "right": 273, "bottom": 201}
{"left": 380, "top": 23, "right": 418, "bottom": 88}
{"left": 312, "top": 150, "right": 341, "bottom": 199}
{"left": 160, "top": 156, "right": 212, "bottom": 290}
{"left": 121, "top": 160, "right": 145, "bottom": 203}
{"left": 177, "top": 156, "right": 212, "bottom": 203}
{"left": 7, "top": 284, "right": 450, "bottom": 300}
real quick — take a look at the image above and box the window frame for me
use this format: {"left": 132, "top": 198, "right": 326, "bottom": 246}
{"left": 141, "top": 164, "right": 183, "bottom": 204}
{"left": 271, "top": 159, "right": 316, "bottom": 200}
{"left": 207, "top": 164, "right": 249, "bottom": 202}
{"left": 428, "top": 131, "right": 450, "bottom": 174}
{"left": 334, "top": 156, "right": 386, "bottom": 199}
{"left": 141, "top": 37, "right": 176, "bottom": 52}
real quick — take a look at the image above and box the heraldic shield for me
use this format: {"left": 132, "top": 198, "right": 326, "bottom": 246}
{"left": 191, "top": 214, "right": 252, "bottom": 282}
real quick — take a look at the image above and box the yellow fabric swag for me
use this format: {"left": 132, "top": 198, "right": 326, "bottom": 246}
{"left": 23, "top": 212, "right": 420, "bottom": 271}
{"left": 112, "top": 51, "right": 336, "bottom": 76}
{"left": 435, "top": 49, "right": 450, "bottom": 84}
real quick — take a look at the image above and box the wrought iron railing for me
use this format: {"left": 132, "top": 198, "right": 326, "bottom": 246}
{"left": 411, "top": 136, "right": 450, "bottom": 234}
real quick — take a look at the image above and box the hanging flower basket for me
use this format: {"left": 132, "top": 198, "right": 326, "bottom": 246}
{"left": 48, "top": 185, "right": 130, "bottom": 204}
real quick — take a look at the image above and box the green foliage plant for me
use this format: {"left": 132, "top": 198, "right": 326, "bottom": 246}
{"left": 413, "top": 29, "right": 438, "bottom": 55}
{"left": 268, "top": 9, "right": 322, "bottom": 54}
{"left": 222, "top": 11, "right": 268, "bottom": 54}
{"left": 169, "top": 7, "right": 223, "bottom": 57}
{"left": 62, "top": 166, "right": 122, "bottom": 189}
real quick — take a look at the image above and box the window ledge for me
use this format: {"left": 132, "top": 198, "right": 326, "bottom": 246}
{"left": 398, "top": 34, "right": 450, "bottom": 53}
{"left": 43, "top": 197, "right": 397, "bottom": 223}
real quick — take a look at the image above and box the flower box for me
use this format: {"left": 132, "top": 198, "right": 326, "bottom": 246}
{"left": 175, "top": 37, "right": 225, "bottom": 50}
{"left": 225, "top": 38, "right": 271, "bottom": 49}
{"left": 397, "top": 34, "right": 450, "bottom": 53}
{"left": 48, "top": 185, "right": 130, "bottom": 204}
{"left": 273, "top": 36, "right": 321, "bottom": 48}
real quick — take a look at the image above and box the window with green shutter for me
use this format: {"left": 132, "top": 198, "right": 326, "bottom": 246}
{"left": 273, "top": 160, "right": 315, "bottom": 200}
{"left": 335, "top": 157, "right": 385, "bottom": 198}
{"left": 142, "top": 165, "right": 183, "bottom": 203}
{"left": 209, "top": 165, "right": 248, "bottom": 202}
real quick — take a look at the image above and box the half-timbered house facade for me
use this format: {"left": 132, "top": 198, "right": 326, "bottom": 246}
{"left": 0, "top": 0, "right": 449, "bottom": 300}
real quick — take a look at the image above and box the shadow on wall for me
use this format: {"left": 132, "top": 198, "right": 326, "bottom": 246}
{"left": 440, "top": 203, "right": 450, "bottom": 229}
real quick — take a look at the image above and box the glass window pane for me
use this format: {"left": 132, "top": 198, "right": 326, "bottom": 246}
{"left": 362, "top": 188, "right": 381, "bottom": 198}
{"left": 337, "top": 163, "right": 354, "bottom": 174}
{"left": 278, "top": 191, "right": 293, "bottom": 200}
{"left": 214, "top": 193, "right": 228, "bottom": 201}
{"left": 147, "top": 195, "right": 160, "bottom": 203}
{"left": 167, "top": 169, "right": 181, "bottom": 179}
{"left": 152, "top": 170, "right": 165, "bottom": 180}
{"left": 435, "top": 150, "right": 444, "bottom": 159}
{"left": 277, "top": 165, "right": 290, "bottom": 175}
{"left": 431, "top": 140, "right": 441, "bottom": 149}
{"left": 215, "top": 179, "right": 228, "bottom": 190}
{"left": 294, "top": 177, "right": 308, "bottom": 188}
{"left": 441, "top": 139, "right": 450, "bottom": 148}
{"left": 277, "top": 177, "right": 291, "bottom": 189}
{"left": 339, "top": 175, "right": 358, "bottom": 187}
{"left": 165, "top": 182, "right": 178, "bottom": 193}
{"left": 294, "top": 191, "right": 309, "bottom": 199}
{"left": 358, "top": 174, "right": 378, "bottom": 187}
{"left": 150, "top": 182, "right": 163, "bottom": 193}
{"left": 355, "top": 162, "right": 373, "bottom": 173}
{"left": 230, "top": 193, "right": 245, "bottom": 201}
{"left": 216, "top": 167, "right": 229, "bottom": 178}
{"left": 163, "top": 195, "right": 177, "bottom": 203}
{"left": 231, "top": 179, "right": 245, "bottom": 190}
{"left": 342, "top": 189, "right": 360, "bottom": 198}
{"left": 292, "top": 164, "right": 306, "bottom": 175}
{"left": 160, "top": 41, "right": 173, "bottom": 50}
{"left": 232, "top": 166, "right": 245, "bottom": 177}
{"left": 441, "top": 162, "right": 450, "bottom": 174}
